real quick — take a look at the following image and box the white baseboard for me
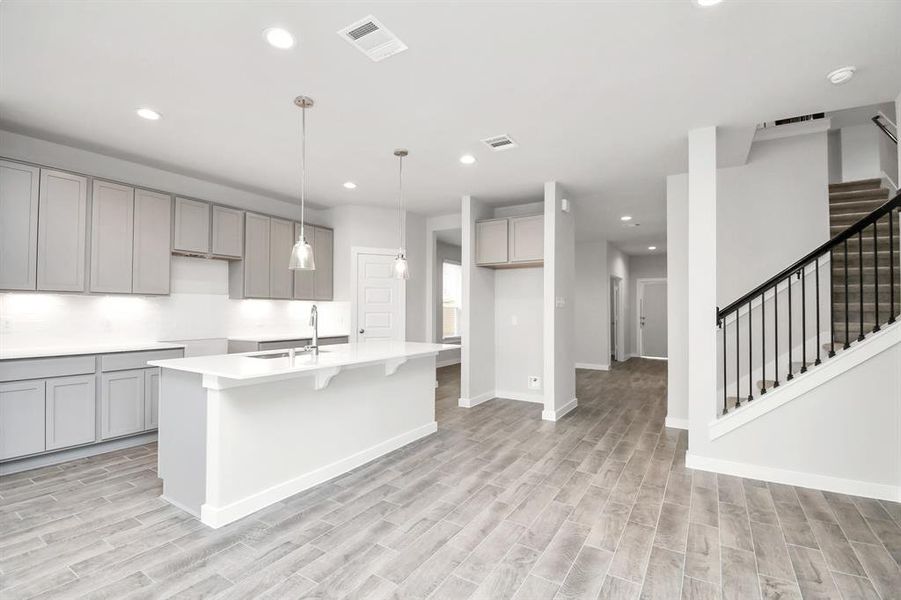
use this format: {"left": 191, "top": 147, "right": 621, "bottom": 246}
{"left": 200, "top": 421, "right": 438, "bottom": 528}
{"left": 575, "top": 363, "right": 609, "bottom": 371}
{"left": 639, "top": 355, "right": 668, "bottom": 361}
{"left": 0, "top": 432, "right": 158, "bottom": 476}
{"left": 685, "top": 453, "right": 901, "bottom": 503}
{"left": 542, "top": 397, "right": 578, "bottom": 422}
{"left": 458, "top": 390, "right": 495, "bottom": 408}
{"left": 665, "top": 416, "right": 689, "bottom": 430}
{"left": 494, "top": 389, "right": 544, "bottom": 404}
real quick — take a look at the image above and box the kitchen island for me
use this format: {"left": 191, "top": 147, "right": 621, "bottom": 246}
{"left": 148, "top": 341, "right": 456, "bottom": 528}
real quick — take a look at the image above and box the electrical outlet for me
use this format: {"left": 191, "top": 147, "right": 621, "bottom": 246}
{"left": 528, "top": 375, "right": 541, "bottom": 390}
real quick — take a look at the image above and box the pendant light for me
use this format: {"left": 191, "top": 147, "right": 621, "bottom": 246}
{"left": 289, "top": 96, "right": 316, "bottom": 271}
{"left": 393, "top": 149, "right": 410, "bottom": 279}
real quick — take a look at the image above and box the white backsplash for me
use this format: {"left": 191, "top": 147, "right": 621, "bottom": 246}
{"left": 0, "top": 256, "right": 350, "bottom": 350}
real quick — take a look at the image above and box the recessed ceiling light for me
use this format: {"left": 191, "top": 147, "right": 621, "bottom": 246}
{"left": 620, "top": 215, "right": 632, "bottom": 222}
{"left": 826, "top": 66, "right": 855, "bottom": 85}
{"left": 694, "top": 0, "right": 723, "bottom": 5}
{"left": 264, "top": 27, "right": 295, "bottom": 49}
{"left": 648, "top": 246, "right": 657, "bottom": 251}
{"left": 459, "top": 154, "right": 476, "bottom": 165}
{"left": 136, "top": 108, "right": 161, "bottom": 121}
{"left": 343, "top": 181, "right": 357, "bottom": 189}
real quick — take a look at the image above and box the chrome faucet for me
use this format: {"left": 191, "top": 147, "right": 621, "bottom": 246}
{"left": 305, "top": 305, "right": 319, "bottom": 356}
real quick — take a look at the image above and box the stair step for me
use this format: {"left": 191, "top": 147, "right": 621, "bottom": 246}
{"left": 832, "top": 250, "right": 896, "bottom": 266}
{"left": 832, "top": 301, "right": 897, "bottom": 313}
{"left": 830, "top": 222, "right": 894, "bottom": 236}
{"left": 829, "top": 188, "right": 891, "bottom": 204}
{"left": 838, "top": 237, "right": 895, "bottom": 251}
{"left": 828, "top": 179, "right": 884, "bottom": 193}
{"left": 830, "top": 211, "right": 892, "bottom": 226}
{"left": 829, "top": 198, "right": 892, "bottom": 214}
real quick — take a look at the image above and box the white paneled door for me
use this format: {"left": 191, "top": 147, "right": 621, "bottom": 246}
{"left": 638, "top": 279, "right": 668, "bottom": 359}
{"left": 355, "top": 251, "right": 404, "bottom": 343}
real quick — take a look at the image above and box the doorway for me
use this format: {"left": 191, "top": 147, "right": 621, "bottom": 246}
{"left": 610, "top": 276, "right": 623, "bottom": 363}
{"left": 637, "top": 278, "right": 667, "bottom": 359}
{"left": 352, "top": 248, "right": 405, "bottom": 343}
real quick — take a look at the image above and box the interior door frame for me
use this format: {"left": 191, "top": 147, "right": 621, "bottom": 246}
{"left": 350, "top": 246, "right": 406, "bottom": 343}
{"left": 636, "top": 277, "right": 667, "bottom": 359}
{"left": 610, "top": 276, "right": 624, "bottom": 362}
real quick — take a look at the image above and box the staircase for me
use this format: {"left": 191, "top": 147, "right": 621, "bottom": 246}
{"left": 829, "top": 179, "right": 897, "bottom": 346}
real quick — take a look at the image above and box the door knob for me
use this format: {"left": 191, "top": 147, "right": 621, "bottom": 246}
{"left": 359, "top": 328, "right": 365, "bottom": 334}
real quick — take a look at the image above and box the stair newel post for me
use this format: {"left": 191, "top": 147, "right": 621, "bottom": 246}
{"left": 747, "top": 299, "right": 753, "bottom": 403}
{"left": 890, "top": 209, "right": 896, "bottom": 324}
{"left": 773, "top": 281, "right": 779, "bottom": 388}
{"left": 761, "top": 289, "right": 766, "bottom": 395}
{"left": 735, "top": 308, "right": 741, "bottom": 409}
{"left": 787, "top": 270, "right": 793, "bottom": 381}
{"left": 858, "top": 230, "right": 865, "bottom": 342}
{"left": 720, "top": 314, "right": 727, "bottom": 415}
{"left": 873, "top": 222, "right": 880, "bottom": 333}
{"left": 844, "top": 239, "right": 850, "bottom": 349}
{"left": 815, "top": 256, "right": 821, "bottom": 366}
{"left": 800, "top": 268, "right": 807, "bottom": 373}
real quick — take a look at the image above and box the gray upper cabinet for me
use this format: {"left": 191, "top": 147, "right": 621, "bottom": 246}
{"left": 101, "top": 369, "right": 145, "bottom": 440}
{"left": 90, "top": 180, "right": 135, "bottom": 293}
{"left": 0, "top": 379, "right": 45, "bottom": 460}
{"left": 211, "top": 205, "right": 244, "bottom": 258}
{"left": 269, "top": 217, "right": 294, "bottom": 299}
{"left": 133, "top": 189, "right": 172, "bottom": 295}
{"left": 0, "top": 160, "right": 40, "bottom": 290}
{"left": 475, "top": 218, "right": 508, "bottom": 265}
{"left": 243, "top": 212, "right": 271, "bottom": 298}
{"left": 45, "top": 374, "right": 96, "bottom": 451}
{"left": 509, "top": 215, "right": 544, "bottom": 263}
{"left": 293, "top": 223, "right": 315, "bottom": 300}
{"left": 37, "top": 169, "right": 88, "bottom": 291}
{"left": 173, "top": 197, "right": 211, "bottom": 255}
{"left": 313, "top": 226, "right": 334, "bottom": 300}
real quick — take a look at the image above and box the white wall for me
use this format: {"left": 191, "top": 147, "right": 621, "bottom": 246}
{"left": 574, "top": 241, "right": 609, "bottom": 370}
{"left": 840, "top": 124, "right": 883, "bottom": 182}
{"left": 607, "top": 244, "right": 630, "bottom": 361}
{"left": 666, "top": 173, "right": 689, "bottom": 427}
{"left": 543, "top": 182, "right": 576, "bottom": 420}
{"left": 717, "top": 131, "right": 829, "bottom": 306}
{"left": 434, "top": 240, "right": 462, "bottom": 366}
{"left": 628, "top": 253, "right": 667, "bottom": 357}
{"left": 494, "top": 268, "right": 544, "bottom": 401}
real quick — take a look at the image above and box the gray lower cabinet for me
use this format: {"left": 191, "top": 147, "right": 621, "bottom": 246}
{"left": 45, "top": 374, "right": 95, "bottom": 451}
{"left": 173, "top": 197, "right": 211, "bottom": 255}
{"left": 133, "top": 189, "right": 172, "bottom": 294}
{"left": 293, "top": 223, "right": 315, "bottom": 299}
{"left": 144, "top": 368, "right": 160, "bottom": 430}
{"left": 37, "top": 169, "right": 88, "bottom": 291}
{"left": 269, "top": 217, "right": 294, "bottom": 299}
{"left": 90, "top": 180, "right": 135, "bottom": 293}
{"left": 101, "top": 369, "right": 145, "bottom": 439}
{"left": 211, "top": 205, "right": 244, "bottom": 258}
{"left": 0, "top": 379, "right": 46, "bottom": 460}
{"left": 0, "top": 160, "right": 40, "bottom": 290}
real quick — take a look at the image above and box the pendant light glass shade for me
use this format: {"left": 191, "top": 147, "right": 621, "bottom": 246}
{"left": 290, "top": 95, "right": 316, "bottom": 271}
{"left": 393, "top": 251, "right": 409, "bottom": 280}
{"left": 393, "top": 149, "right": 409, "bottom": 280}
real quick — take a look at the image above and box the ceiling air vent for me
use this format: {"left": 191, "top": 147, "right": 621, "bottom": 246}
{"left": 337, "top": 16, "right": 407, "bottom": 62}
{"left": 481, "top": 134, "right": 517, "bottom": 152}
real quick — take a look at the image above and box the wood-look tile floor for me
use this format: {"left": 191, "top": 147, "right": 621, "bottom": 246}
{"left": 2, "top": 359, "right": 901, "bottom": 599}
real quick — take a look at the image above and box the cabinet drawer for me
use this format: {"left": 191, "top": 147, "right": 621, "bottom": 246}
{"left": 0, "top": 355, "right": 95, "bottom": 383}
{"left": 100, "top": 349, "right": 183, "bottom": 372}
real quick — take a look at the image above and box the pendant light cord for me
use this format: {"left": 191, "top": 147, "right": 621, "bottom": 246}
{"left": 398, "top": 154, "right": 405, "bottom": 252}
{"left": 300, "top": 104, "right": 306, "bottom": 233}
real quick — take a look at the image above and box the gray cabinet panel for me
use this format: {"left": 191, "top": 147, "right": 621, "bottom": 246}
{"left": 133, "top": 189, "right": 172, "bottom": 295}
{"left": 0, "top": 160, "right": 40, "bottom": 290}
{"left": 211, "top": 205, "right": 244, "bottom": 258}
{"left": 173, "top": 197, "right": 210, "bottom": 254}
{"left": 0, "top": 379, "right": 45, "bottom": 460}
{"left": 313, "top": 227, "right": 334, "bottom": 301}
{"left": 0, "top": 355, "right": 96, "bottom": 383}
{"left": 475, "top": 219, "right": 508, "bottom": 265}
{"left": 45, "top": 375, "right": 96, "bottom": 451}
{"left": 292, "top": 223, "right": 315, "bottom": 300}
{"left": 90, "top": 180, "right": 135, "bottom": 293}
{"left": 144, "top": 368, "right": 159, "bottom": 430}
{"left": 100, "top": 348, "right": 183, "bottom": 372}
{"left": 269, "top": 217, "right": 294, "bottom": 299}
{"left": 243, "top": 212, "right": 271, "bottom": 298}
{"left": 101, "top": 369, "right": 145, "bottom": 439}
{"left": 37, "top": 169, "right": 87, "bottom": 291}
{"left": 509, "top": 215, "right": 544, "bottom": 263}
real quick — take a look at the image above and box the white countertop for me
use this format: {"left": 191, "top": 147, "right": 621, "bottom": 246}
{"left": 0, "top": 341, "right": 185, "bottom": 361}
{"left": 149, "top": 341, "right": 458, "bottom": 380}
{"left": 228, "top": 332, "right": 349, "bottom": 343}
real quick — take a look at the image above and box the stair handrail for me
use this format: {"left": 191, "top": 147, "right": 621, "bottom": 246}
{"left": 717, "top": 191, "right": 901, "bottom": 321}
{"left": 872, "top": 113, "right": 898, "bottom": 145}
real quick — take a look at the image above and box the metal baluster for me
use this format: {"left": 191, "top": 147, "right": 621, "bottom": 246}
{"left": 787, "top": 271, "right": 793, "bottom": 381}
{"left": 773, "top": 281, "right": 779, "bottom": 388}
{"left": 891, "top": 210, "right": 896, "bottom": 324}
{"left": 722, "top": 319, "right": 727, "bottom": 414}
{"left": 747, "top": 300, "right": 753, "bottom": 403}
{"left": 761, "top": 289, "right": 766, "bottom": 394}
{"left": 801, "top": 267, "right": 807, "bottom": 373}
{"left": 829, "top": 249, "right": 836, "bottom": 358}
{"left": 858, "top": 230, "right": 865, "bottom": 342}
{"left": 735, "top": 309, "right": 741, "bottom": 409}
{"left": 844, "top": 240, "right": 850, "bottom": 349}
{"left": 815, "top": 256, "right": 821, "bottom": 366}
{"left": 873, "top": 222, "right": 880, "bottom": 333}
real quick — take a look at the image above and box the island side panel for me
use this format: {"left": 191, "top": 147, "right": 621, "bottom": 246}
{"left": 158, "top": 368, "right": 207, "bottom": 517}
{"left": 201, "top": 355, "right": 437, "bottom": 528}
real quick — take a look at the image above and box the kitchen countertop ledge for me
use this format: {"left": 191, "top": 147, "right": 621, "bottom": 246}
{"left": 228, "top": 332, "right": 349, "bottom": 343}
{"left": 0, "top": 341, "right": 186, "bottom": 361}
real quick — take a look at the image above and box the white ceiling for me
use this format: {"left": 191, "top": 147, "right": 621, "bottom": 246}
{"left": 2, "top": 2, "right": 900, "bottom": 256}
